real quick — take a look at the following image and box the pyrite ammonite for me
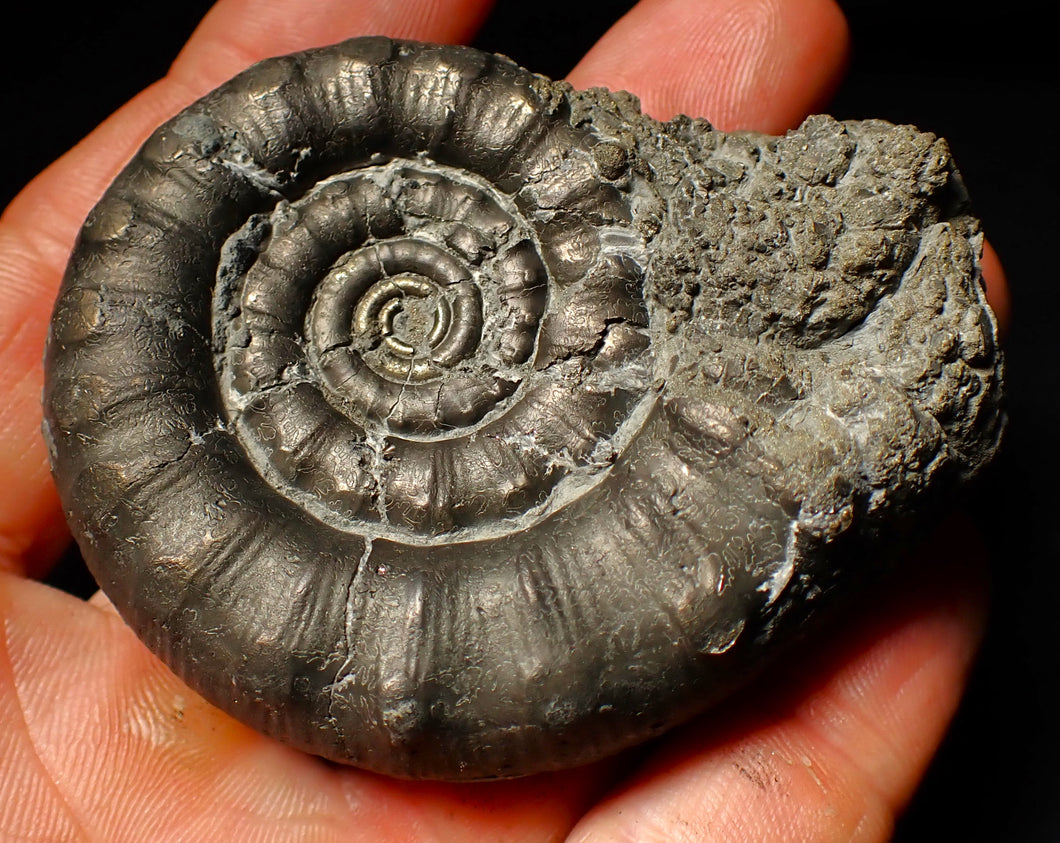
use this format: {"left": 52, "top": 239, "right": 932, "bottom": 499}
{"left": 43, "top": 37, "right": 1004, "bottom": 780}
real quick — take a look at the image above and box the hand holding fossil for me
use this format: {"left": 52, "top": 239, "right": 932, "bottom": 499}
{"left": 0, "top": 0, "right": 1006, "bottom": 838}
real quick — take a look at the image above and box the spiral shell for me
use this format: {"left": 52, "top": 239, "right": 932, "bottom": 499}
{"left": 44, "top": 38, "right": 1003, "bottom": 779}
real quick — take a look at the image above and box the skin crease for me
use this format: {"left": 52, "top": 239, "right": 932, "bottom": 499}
{"left": 0, "top": 0, "right": 1008, "bottom": 839}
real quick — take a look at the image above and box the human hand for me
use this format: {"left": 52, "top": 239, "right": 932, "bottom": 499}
{"left": 0, "top": 0, "right": 1009, "bottom": 839}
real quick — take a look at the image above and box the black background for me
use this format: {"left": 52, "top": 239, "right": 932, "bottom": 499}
{"left": 1, "top": 2, "right": 1053, "bottom": 839}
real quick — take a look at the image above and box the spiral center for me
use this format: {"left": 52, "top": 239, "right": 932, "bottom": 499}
{"left": 369, "top": 278, "right": 447, "bottom": 351}
{"left": 306, "top": 238, "right": 487, "bottom": 403}
{"left": 216, "top": 156, "right": 648, "bottom": 538}
{"left": 352, "top": 274, "right": 455, "bottom": 381}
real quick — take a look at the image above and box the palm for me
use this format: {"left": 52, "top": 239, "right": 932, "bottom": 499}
{"left": 0, "top": 1, "right": 1002, "bottom": 840}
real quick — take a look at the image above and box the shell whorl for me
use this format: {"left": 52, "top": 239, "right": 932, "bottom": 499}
{"left": 219, "top": 154, "right": 649, "bottom": 540}
{"left": 43, "top": 37, "right": 1004, "bottom": 779}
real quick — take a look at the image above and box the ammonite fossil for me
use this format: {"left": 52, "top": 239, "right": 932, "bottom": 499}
{"left": 43, "top": 37, "right": 1004, "bottom": 780}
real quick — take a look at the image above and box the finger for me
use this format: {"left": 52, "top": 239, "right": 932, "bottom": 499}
{"left": 566, "top": 516, "right": 988, "bottom": 842}
{"left": 981, "top": 239, "right": 1011, "bottom": 339}
{"left": 0, "top": 572, "right": 609, "bottom": 841}
{"left": 567, "top": 0, "right": 850, "bottom": 132}
{"left": 171, "top": 0, "right": 493, "bottom": 98}
{"left": 0, "top": 0, "right": 494, "bottom": 578}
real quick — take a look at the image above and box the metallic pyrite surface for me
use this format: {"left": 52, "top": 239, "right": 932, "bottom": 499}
{"left": 43, "top": 37, "right": 1004, "bottom": 780}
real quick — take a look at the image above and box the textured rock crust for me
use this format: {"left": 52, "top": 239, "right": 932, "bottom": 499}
{"left": 43, "top": 38, "right": 1003, "bottom": 779}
